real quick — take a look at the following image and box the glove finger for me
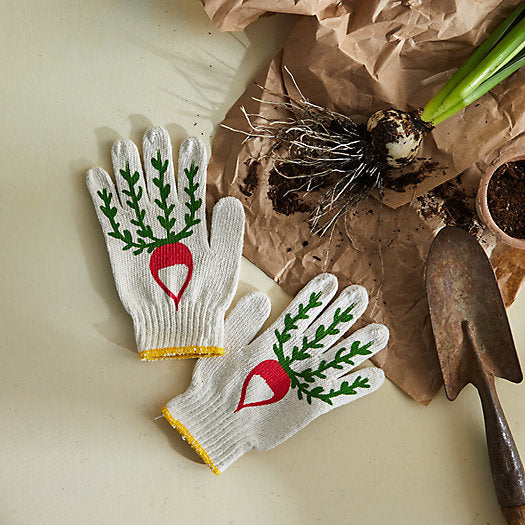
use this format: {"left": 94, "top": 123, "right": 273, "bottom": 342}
{"left": 142, "top": 127, "right": 178, "bottom": 206}
{"left": 225, "top": 291, "right": 271, "bottom": 352}
{"left": 87, "top": 166, "right": 127, "bottom": 221}
{"left": 265, "top": 273, "right": 338, "bottom": 341}
{"left": 177, "top": 137, "right": 207, "bottom": 240}
{"left": 294, "top": 323, "right": 389, "bottom": 379}
{"left": 209, "top": 197, "right": 245, "bottom": 256}
{"left": 295, "top": 284, "right": 368, "bottom": 356}
{"left": 326, "top": 367, "right": 385, "bottom": 409}
{"left": 111, "top": 137, "right": 150, "bottom": 210}
{"left": 192, "top": 291, "right": 271, "bottom": 378}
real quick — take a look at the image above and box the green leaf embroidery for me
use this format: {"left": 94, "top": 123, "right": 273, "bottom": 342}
{"left": 169, "top": 162, "right": 202, "bottom": 243}
{"left": 273, "top": 294, "right": 373, "bottom": 405}
{"left": 314, "top": 376, "right": 371, "bottom": 406}
{"left": 151, "top": 150, "right": 176, "bottom": 237}
{"left": 296, "top": 340, "right": 373, "bottom": 384}
{"left": 96, "top": 153, "right": 202, "bottom": 254}
{"left": 119, "top": 163, "right": 158, "bottom": 244}
{"left": 273, "top": 292, "right": 321, "bottom": 370}
{"left": 97, "top": 188, "right": 158, "bottom": 255}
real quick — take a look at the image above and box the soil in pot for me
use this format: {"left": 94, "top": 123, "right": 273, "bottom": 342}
{"left": 487, "top": 160, "right": 525, "bottom": 239}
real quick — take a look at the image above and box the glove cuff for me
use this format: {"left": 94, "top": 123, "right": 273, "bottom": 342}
{"left": 163, "top": 385, "right": 249, "bottom": 474}
{"left": 133, "top": 303, "right": 225, "bottom": 361}
{"left": 162, "top": 406, "right": 222, "bottom": 475}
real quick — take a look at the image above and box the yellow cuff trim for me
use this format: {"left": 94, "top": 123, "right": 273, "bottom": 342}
{"left": 139, "top": 346, "right": 224, "bottom": 361}
{"left": 162, "top": 406, "right": 221, "bottom": 476}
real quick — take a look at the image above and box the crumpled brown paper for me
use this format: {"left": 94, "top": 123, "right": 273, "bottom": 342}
{"left": 205, "top": 1, "right": 525, "bottom": 404}
{"left": 203, "top": 0, "right": 334, "bottom": 32}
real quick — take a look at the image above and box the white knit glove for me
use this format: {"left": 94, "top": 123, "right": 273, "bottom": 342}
{"left": 87, "top": 127, "right": 244, "bottom": 361}
{"left": 163, "top": 273, "right": 389, "bottom": 474}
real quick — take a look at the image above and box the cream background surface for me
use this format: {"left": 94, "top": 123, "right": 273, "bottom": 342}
{"left": 1, "top": 1, "right": 525, "bottom": 524}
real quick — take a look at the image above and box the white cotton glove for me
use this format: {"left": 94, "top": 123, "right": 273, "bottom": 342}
{"left": 87, "top": 127, "right": 244, "bottom": 361}
{"left": 162, "top": 273, "right": 389, "bottom": 474}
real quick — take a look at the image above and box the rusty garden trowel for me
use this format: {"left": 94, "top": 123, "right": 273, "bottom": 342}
{"left": 426, "top": 226, "right": 525, "bottom": 524}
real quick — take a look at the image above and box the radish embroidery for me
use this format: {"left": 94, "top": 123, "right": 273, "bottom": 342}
{"left": 97, "top": 151, "right": 202, "bottom": 308}
{"left": 235, "top": 360, "right": 291, "bottom": 411}
{"left": 149, "top": 243, "right": 193, "bottom": 309}
{"left": 236, "top": 291, "right": 376, "bottom": 411}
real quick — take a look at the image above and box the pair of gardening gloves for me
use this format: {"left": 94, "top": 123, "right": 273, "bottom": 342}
{"left": 87, "top": 127, "right": 390, "bottom": 475}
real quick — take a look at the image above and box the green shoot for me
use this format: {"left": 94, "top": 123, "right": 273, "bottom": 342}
{"left": 422, "top": 3, "right": 525, "bottom": 125}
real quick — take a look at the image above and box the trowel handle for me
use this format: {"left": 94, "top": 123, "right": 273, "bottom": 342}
{"left": 477, "top": 373, "right": 525, "bottom": 524}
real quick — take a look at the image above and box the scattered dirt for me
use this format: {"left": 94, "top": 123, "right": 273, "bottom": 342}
{"left": 267, "top": 168, "right": 311, "bottom": 216}
{"left": 239, "top": 158, "right": 312, "bottom": 215}
{"left": 385, "top": 159, "right": 439, "bottom": 192}
{"left": 416, "top": 177, "right": 485, "bottom": 238}
{"left": 239, "top": 159, "right": 259, "bottom": 197}
{"left": 255, "top": 148, "right": 484, "bottom": 244}
{"left": 487, "top": 160, "right": 525, "bottom": 239}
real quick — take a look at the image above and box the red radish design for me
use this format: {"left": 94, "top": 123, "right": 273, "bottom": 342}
{"left": 235, "top": 359, "right": 291, "bottom": 412}
{"left": 149, "top": 243, "right": 193, "bottom": 309}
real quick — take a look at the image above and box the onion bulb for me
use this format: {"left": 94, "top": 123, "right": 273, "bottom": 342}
{"left": 366, "top": 109, "right": 432, "bottom": 168}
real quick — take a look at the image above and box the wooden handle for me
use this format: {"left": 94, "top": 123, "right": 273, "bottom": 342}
{"left": 502, "top": 504, "right": 525, "bottom": 525}
{"left": 464, "top": 322, "right": 525, "bottom": 510}
{"left": 476, "top": 371, "right": 525, "bottom": 509}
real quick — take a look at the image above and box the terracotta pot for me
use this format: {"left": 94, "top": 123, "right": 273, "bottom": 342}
{"left": 476, "top": 153, "right": 525, "bottom": 250}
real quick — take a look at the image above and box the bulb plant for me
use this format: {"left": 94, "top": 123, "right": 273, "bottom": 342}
{"left": 368, "top": 3, "right": 525, "bottom": 168}
{"left": 234, "top": 3, "right": 525, "bottom": 235}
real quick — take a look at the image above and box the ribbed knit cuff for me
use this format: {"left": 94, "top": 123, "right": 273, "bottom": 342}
{"left": 163, "top": 385, "right": 251, "bottom": 474}
{"left": 132, "top": 303, "right": 225, "bottom": 361}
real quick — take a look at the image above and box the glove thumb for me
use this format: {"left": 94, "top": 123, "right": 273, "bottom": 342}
{"left": 225, "top": 291, "right": 271, "bottom": 352}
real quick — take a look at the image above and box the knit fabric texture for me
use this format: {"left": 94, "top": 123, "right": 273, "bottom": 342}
{"left": 164, "top": 273, "right": 390, "bottom": 474}
{"left": 87, "top": 127, "right": 244, "bottom": 360}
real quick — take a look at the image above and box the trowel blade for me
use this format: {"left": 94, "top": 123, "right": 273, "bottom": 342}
{"left": 425, "top": 226, "right": 522, "bottom": 400}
